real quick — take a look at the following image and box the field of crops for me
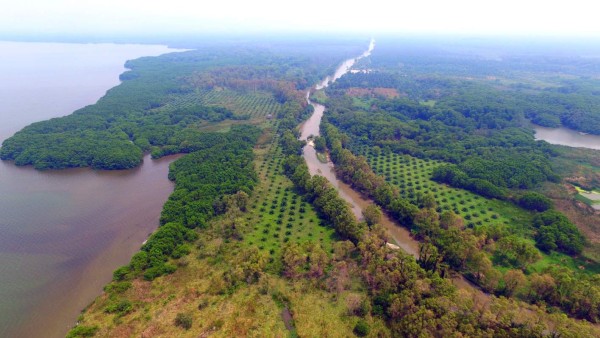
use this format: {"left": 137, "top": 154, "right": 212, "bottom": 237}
{"left": 356, "top": 146, "right": 533, "bottom": 230}
{"left": 157, "top": 89, "right": 282, "bottom": 119}
{"left": 352, "top": 146, "right": 600, "bottom": 274}
{"left": 244, "top": 134, "right": 335, "bottom": 260}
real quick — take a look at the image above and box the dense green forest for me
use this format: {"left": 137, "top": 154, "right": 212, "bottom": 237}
{"left": 321, "top": 120, "right": 600, "bottom": 320}
{"left": 315, "top": 38, "right": 600, "bottom": 325}
{"left": 328, "top": 39, "right": 600, "bottom": 192}
{"left": 7, "top": 37, "right": 593, "bottom": 336}
{"left": 0, "top": 41, "right": 362, "bottom": 169}
{"left": 113, "top": 125, "right": 260, "bottom": 281}
{"left": 347, "top": 38, "right": 600, "bottom": 134}
{"left": 323, "top": 88, "right": 560, "bottom": 190}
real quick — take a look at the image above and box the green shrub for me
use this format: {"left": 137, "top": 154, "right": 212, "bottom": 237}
{"left": 104, "top": 281, "right": 132, "bottom": 294}
{"left": 129, "top": 251, "right": 149, "bottom": 271}
{"left": 356, "top": 299, "right": 371, "bottom": 317}
{"left": 112, "top": 265, "right": 130, "bottom": 281}
{"left": 353, "top": 319, "right": 370, "bottom": 336}
{"left": 143, "top": 263, "right": 177, "bottom": 281}
{"left": 104, "top": 299, "right": 133, "bottom": 317}
{"left": 518, "top": 192, "right": 553, "bottom": 212}
{"left": 172, "top": 244, "right": 192, "bottom": 259}
{"left": 533, "top": 210, "right": 585, "bottom": 254}
{"left": 175, "top": 312, "right": 193, "bottom": 330}
{"left": 66, "top": 325, "right": 99, "bottom": 338}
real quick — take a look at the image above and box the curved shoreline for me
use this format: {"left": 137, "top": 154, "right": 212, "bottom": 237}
{"left": 533, "top": 123, "right": 600, "bottom": 150}
{"left": 0, "top": 42, "right": 181, "bottom": 338}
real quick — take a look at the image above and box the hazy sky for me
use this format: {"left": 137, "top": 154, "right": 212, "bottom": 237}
{"left": 2, "top": 0, "right": 599, "bottom": 37}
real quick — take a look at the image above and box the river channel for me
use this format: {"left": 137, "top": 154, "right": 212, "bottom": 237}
{"left": 297, "top": 41, "right": 495, "bottom": 300}
{"left": 299, "top": 40, "right": 419, "bottom": 257}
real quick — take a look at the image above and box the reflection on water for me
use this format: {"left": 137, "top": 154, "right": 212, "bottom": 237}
{"left": 314, "top": 39, "right": 375, "bottom": 90}
{"left": 0, "top": 41, "right": 181, "bottom": 338}
{"left": 533, "top": 124, "right": 600, "bottom": 150}
{"left": 299, "top": 39, "right": 419, "bottom": 257}
{"left": 300, "top": 39, "right": 488, "bottom": 300}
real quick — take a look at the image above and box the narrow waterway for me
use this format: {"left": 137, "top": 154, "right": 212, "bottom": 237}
{"left": 298, "top": 40, "right": 490, "bottom": 299}
{"left": 299, "top": 39, "right": 418, "bottom": 257}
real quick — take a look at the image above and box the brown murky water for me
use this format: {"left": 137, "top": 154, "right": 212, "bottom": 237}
{"left": 299, "top": 40, "right": 489, "bottom": 297}
{"left": 300, "top": 103, "right": 419, "bottom": 256}
{"left": 299, "top": 40, "right": 418, "bottom": 257}
{"left": 0, "top": 154, "right": 180, "bottom": 337}
{"left": 0, "top": 41, "right": 182, "bottom": 338}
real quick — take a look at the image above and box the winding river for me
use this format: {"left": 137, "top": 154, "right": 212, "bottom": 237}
{"left": 299, "top": 41, "right": 490, "bottom": 298}
{"left": 299, "top": 40, "right": 418, "bottom": 257}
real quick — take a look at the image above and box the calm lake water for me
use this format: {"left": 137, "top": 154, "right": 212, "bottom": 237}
{"left": 0, "top": 41, "right": 182, "bottom": 338}
{"left": 533, "top": 124, "right": 600, "bottom": 150}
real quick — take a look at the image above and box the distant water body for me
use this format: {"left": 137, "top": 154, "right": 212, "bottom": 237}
{"left": 0, "top": 41, "right": 183, "bottom": 338}
{"left": 533, "top": 124, "right": 600, "bottom": 150}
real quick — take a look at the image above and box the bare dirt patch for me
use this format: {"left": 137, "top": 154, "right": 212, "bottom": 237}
{"left": 554, "top": 198, "right": 600, "bottom": 243}
{"left": 132, "top": 279, "right": 155, "bottom": 302}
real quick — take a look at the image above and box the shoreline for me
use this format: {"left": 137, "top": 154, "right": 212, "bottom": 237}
{"left": 5, "top": 154, "right": 179, "bottom": 338}
{"left": 0, "top": 42, "right": 181, "bottom": 338}
{"left": 532, "top": 123, "right": 600, "bottom": 150}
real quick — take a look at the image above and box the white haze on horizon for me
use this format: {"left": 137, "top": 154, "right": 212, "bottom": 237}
{"left": 2, "top": 0, "right": 599, "bottom": 38}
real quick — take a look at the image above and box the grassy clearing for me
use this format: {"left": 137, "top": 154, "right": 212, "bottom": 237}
{"left": 311, "top": 89, "right": 328, "bottom": 104}
{"left": 530, "top": 250, "right": 600, "bottom": 274}
{"left": 245, "top": 133, "right": 336, "bottom": 260}
{"left": 316, "top": 152, "right": 328, "bottom": 163}
{"left": 268, "top": 278, "right": 389, "bottom": 337}
{"left": 76, "top": 244, "right": 376, "bottom": 337}
{"left": 477, "top": 74, "right": 563, "bottom": 90}
{"left": 419, "top": 99, "right": 436, "bottom": 107}
{"left": 576, "top": 193, "right": 595, "bottom": 206}
{"left": 351, "top": 96, "right": 373, "bottom": 110}
{"left": 574, "top": 185, "right": 600, "bottom": 209}
{"left": 74, "top": 238, "right": 288, "bottom": 337}
{"left": 574, "top": 185, "right": 600, "bottom": 196}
